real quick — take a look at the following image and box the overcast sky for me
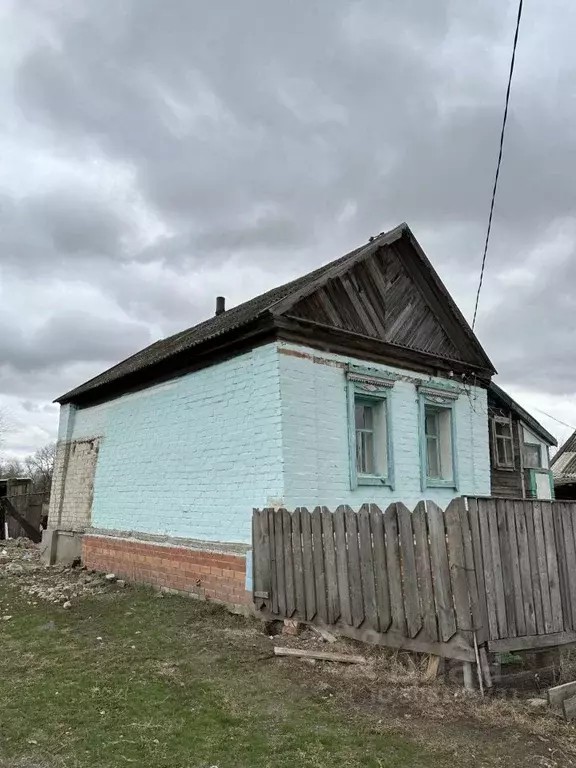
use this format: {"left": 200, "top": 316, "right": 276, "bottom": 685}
{"left": 0, "top": 0, "right": 575, "bottom": 456}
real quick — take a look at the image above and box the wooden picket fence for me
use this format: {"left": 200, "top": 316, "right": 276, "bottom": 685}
{"left": 252, "top": 498, "right": 576, "bottom": 661}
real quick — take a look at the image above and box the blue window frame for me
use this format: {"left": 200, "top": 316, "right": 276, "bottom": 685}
{"left": 418, "top": 385, "right": 459, "bottom": 490}
{"left": 346, "top": 366, "right": 396, "bottom": 489}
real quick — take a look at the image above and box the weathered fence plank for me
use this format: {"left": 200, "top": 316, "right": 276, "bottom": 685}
{"left": 397, "top": 502, "right": 421, "bottom": 638}
{"left": 345, "top": 507, "right": 364, "bottom": 628}
{"left": 413, "top": 501, "right": 438, "bottom": 641}
{"left": 291, "top": 508, "right": 306, "bottom": 618}
{"left": 478, "top": 499, "right": 498, "bottom": 639}
{"left": 467, "top": 497, "right": 489, "bottom": 641}
{"left": 301, "top": 508, "right": 316, "bottom": 621}
{"left": 252, "top": 510, "right": 270, "bottom": 610}
{"left": 497, "top": 499, "right": 517, "bottom": 637}
{"left": 321, "top": 507, "right": 339, "bottom": 625}
{"left": 506, "top": 499, "right": 526, "bottom": 637}
{"left": 358, "top": 505, "right": 378, "bottom": 630}
{"left": 554, "top": 502, "right": 572, "bottom": 632}
{"left": 533, "top": 502, "right": 553, "bottom": 633}
{"left": 311, "top": 507, "right": 328, "bottom": 624}
{"left": 282, "top": 509, "right": 296, "bottom": 618}
{"left": 459, "top": 499, "right": 483, "bottom": 640}
{"left": 542, "top": 502, "right": 563, "bottom": 633}
{"left": 515, "top": 500, "right": 537, "bottom": 636}
{"left": 445, "top": 499, "right": 472, "bottom": 639}
{"left": 275, "top": 509, "right": 287, "bottom": 617}
{"left": 525, "top": 501, "right": 545, "bottom": 634}
{"left": 383, "top": 503, "right": 405, "bottom": 634}
{"left": 427, "top": 501, "right": 456, "bottom": 642}
{"left": 333, "top": 507, "right": 352, "bottom": 626}
{"left": 487, "top": 498, "right": 507, "bottom": 638}
{"left": 370, "top": 504, "right": 391, "bottom": 633}
{"left": 268, "top": 508, "right": 279, "bottom": 614}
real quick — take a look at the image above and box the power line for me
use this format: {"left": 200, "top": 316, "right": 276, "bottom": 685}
{"left": 472, "top": 0, "right": 524, "bottom": 330}
{"left": 533, "top": 407, "right": 576, "bottom": 433}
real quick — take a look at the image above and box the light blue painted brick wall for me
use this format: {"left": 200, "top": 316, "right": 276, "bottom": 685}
{"left": 67, "top": 344, "right": 284, "bottom": 544}
{"left": 278, "top": 342, "right": 490, "bottom": 511}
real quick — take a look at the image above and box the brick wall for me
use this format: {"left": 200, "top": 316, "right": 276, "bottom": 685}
{"left": 83, "top": 535, "right": 250, "bottom": 607}
{"left": 49, "top": 343, "right": 284, "bottom": 543}
{"left": 48, "top": 403, "right": 101, "bottom": 531}
{"left": 278, "top": 342, "right": 491, "bottom": 510}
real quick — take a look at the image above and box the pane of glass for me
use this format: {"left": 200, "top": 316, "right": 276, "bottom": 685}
{"left": 496, "top": 436, "right": 513, "bottom": 466}
{"left": 425, "top": 410, "right": 439, "bottom": 437}
{"left": 495, "top": 420, "right": 511, "bottom": 437}
{"left": 363, "top": 432, "right": 374, "bottom": 474}
{"left": 524, "top": 444, "right": 541, "bottom": 469}
{"left": 427, "top": 436, "right": 440, "bottom": 478}
{"left": 355, "top": 403, "right": 373, "bottom": 430}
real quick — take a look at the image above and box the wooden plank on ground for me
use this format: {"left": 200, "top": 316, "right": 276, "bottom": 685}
{"left": 333, "top": 506, "right": 352, "bottom": 626}
{"left": 345, "top": 507, "right": 364, "bottom": 628}
{"left": 370, "top": 504, "right": 390, "bottom": 633}
{"left": 282, "top": 509, "right": 296, "bottom": 618}
{"left": 300, "top": 508, "right": 316, "bottom": 621}
{"left": 427, "top": 500, "right": 456, "bottom": 642}
{"left": 311, "top": 507, "right": 328, "bottom": 624}
{"left": 291, "top": 508, "right": 306, "bottom": 619}
{"left": 467, "top": 497, "right": 489, "bottom": 642}
{"left": 541, "top": 501, "right": 563, "bottom": 632}
{"left": 275, "top": 509, "right": 287, "bottom": 617}
{"left": 553, "top": 502, "right": 572, "bottom": 631}
{"left": 321, "top": 507, "right": 339, "bottom": 625}
{"left": 514, "top": 500, "right": 536, "bottom": 636}
{"left": 563, "top": 696, "right": 576, "bottom": 721}
{"left": 497, "top": 498, "right": 516, "bottom": 637}
{"left": 273, "top": 647, "right": 367, "bottom": 664}
{"left": 358, "top": 504, "right": 378, "bottom": 630}
{"left": 487, "top": 498, "right": 507, "bottom": 638}
{"left": 397, "top": 502, "right": 421, "bottom": 638}
{"left": 268, "top": 508, "right": 279, "bottom": 614}
{"left": 525, "top": 501, "right": 545, "bottom": 635}
{"left": 413, "top": 501, "right": 438, "bottom": 642}
{"left": 445, "top": 498, "right": 472, "bottom": 639}
{"left": 548, "top": 680, "right": 576, "bottom": 709}
{"left": 383, "top": 503, "right": 405, "bottom": 634}
{"left": 506, "top": 498, "right": 526, "bottom": 637}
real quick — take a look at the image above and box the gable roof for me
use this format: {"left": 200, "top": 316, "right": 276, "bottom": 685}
{"left": 489, "top": 382, "right": 557, "bottom": 447}
{"left": 58, "top": 223, "right": 495, "bottom": 405}
{"left": 551, "top": 430, "right": 576, "bottom": 484}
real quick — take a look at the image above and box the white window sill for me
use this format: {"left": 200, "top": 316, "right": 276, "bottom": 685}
{"left": 357, "top": 475, "right": 393, "bottom": 487}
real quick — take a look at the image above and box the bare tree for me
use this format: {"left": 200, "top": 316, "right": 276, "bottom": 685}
{"left": 24, "top": 442, "right": 56, "bottom": 493}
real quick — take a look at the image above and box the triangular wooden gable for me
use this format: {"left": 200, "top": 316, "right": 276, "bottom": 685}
{"left": 273, "top": 226, "right": 493, "bottom": 372}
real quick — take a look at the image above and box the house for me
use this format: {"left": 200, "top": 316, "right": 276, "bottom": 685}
{"left": 488, "top": 383, "right": 556, "bottom": 499}
{"left": 44, "top": 222, "right": 544, "bottom": 606}
{"left": 551, "top": 432, "right": 576, "bottom": 499}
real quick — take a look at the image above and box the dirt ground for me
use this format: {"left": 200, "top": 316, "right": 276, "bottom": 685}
{"left": 1, "top": 539, "right": 576, "bottom": 767}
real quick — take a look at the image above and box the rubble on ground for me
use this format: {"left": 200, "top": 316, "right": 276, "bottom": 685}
{"left": 0, "top": 538, "right": 115, "bottom": 606}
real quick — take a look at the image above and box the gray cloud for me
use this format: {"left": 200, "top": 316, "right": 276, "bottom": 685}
{"left": 0, "top": 0, "right": 572, "bottom": 455}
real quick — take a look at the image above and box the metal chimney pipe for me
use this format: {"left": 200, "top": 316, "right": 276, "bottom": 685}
{"left": 215, "top": 296, "right": 226, "bottom": 316}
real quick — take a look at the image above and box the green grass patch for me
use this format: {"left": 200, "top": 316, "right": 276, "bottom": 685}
{"left": 0, "top": 585, "right": 444, "bottom": 768}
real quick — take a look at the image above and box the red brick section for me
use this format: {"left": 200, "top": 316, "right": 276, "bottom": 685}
{"left": 83, "top": 535, "right": 251, "bottom": 607}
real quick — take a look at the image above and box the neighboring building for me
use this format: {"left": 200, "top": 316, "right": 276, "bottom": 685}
{"left": 488, "top": 383, "right": 556, "bottom": 500}
{"left": 551, "top": 432, "right": 576, "bottom": 500}
{"left": 45, "top": 223, "right": 503, "bottom": 604}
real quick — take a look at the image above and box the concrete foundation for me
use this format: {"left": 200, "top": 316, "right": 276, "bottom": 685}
{"left": 40, "top": 528, "right": 84, "bottom": 565}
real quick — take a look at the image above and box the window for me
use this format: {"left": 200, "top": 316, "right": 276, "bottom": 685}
{"left": 354, "top": 398, "right": 387, "bottom": 477}
{"left": 347, "top": 366, "right": 395, "bottom": 489}
{"left": 424, "top": 405, "right": 454, "bottom": 482}
{"left": 492, "top": 416, "right": 514, "bottom": 468}
{"left": 524, "top": 442, "right": 542, "bottom": 469}
{"left": 418, "top": 384, "right": 459, "bottom": 490}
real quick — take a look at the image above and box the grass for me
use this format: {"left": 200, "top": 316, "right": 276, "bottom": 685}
{"left": 0, "top": 580, "right": 575, "bottom": 767}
